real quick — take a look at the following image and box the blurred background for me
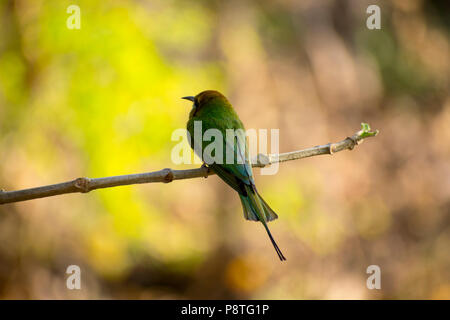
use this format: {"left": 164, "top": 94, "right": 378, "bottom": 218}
{"left": 0, "top": 0, "right": 448, "bottom": 299}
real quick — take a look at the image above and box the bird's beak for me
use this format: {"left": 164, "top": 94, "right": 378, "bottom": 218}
{"left": 182, "top": 96, "right": 195, "bottom": 102}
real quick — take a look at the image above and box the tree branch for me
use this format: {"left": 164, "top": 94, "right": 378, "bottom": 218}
{"left": 0, "top": 123, "right": 378, "bottom": 205}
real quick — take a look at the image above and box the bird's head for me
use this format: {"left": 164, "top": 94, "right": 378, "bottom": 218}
{"left": 182, "top": 90, "right": 229, "bottom": 118}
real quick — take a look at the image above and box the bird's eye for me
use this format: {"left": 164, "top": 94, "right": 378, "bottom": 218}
{"left": 190, "top": 99, "right": 200, "bottom": 117}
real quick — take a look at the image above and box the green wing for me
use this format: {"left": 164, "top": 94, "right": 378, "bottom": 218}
{"left": 188, "top": 115, "right": 254, "bottom": 194}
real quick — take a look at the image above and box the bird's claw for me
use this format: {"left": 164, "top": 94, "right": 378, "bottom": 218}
{"left": 201, "top": 163, "right": 210, "bottom": 178}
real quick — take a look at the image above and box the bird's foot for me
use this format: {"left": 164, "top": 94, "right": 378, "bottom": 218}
{"left": 201, "top": 162, "right": 210, "bottom": 178}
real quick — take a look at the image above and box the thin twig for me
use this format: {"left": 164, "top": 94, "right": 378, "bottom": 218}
{"left": 0, "top": 123, "right": 378, "bottom": 204}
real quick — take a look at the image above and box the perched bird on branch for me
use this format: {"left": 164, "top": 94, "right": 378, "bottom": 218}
{"left": 183, "top": 90, "right": 286, "bottom": 261}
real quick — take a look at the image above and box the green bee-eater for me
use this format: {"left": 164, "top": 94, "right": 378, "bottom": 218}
{"left": 183, "top": 90, "right": 286, "bottom": 261}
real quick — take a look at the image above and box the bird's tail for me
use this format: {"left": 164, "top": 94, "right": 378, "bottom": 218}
{"left": 239, "top": 185, "right": 286, "bottom": 261}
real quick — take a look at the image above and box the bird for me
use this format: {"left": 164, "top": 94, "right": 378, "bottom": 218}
{"left": 183, "top": 90, "right": 286, "bottom": 261}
